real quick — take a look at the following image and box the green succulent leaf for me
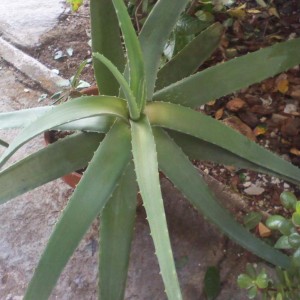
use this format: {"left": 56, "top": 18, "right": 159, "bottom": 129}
{"left": 247, "top": 286, "right": 258, "bottom": 299}
{"left": 169, "top": 131, "right": 298, "bottom": 182}
{"left": 93, "top": 52, "right": 139, "bottom": 119}
{"left": 0, "top": 132, "right": 102, "bottom": 205}
{"left": 243, "top": 212, "right": 263, "bottom": 230}
{"left": 24, "top": 121, "right": 132, "bottom": 299}
{"left": 204, "top": 266, "right": 221, "bottom": 300}
{"left": 288, "top": 233, "right": 300, "bottom": 248}
{"left": 99, "top": 163, "right": 137, "bottom": 300}
{"left": 156, "top": 23, "right": 223, "bottom": 90}
{"left": 274, "top": 236, "right": 292, "bottom": 250}
{"left": 266, "top": 215, "right": 286, "bottom": 230}
{"left": 146, "top": 102, "right": 300, "bottom": 185}
{"left": 111, "top": 0, "right": 146, "bottom": 111}
{"left": 130, "top": 116, "right": 182, "bottom": 300}
{"left": 0, "top": 107, "right": 52, "bottom": 129}
{"left": 139, "top": 0, "right": 189, "bottom": 99}
{"left": 278, "top": 220, "right": 294, "bottom": 236}
{"left": 295, "top": 201, "right": 300, "bottom": 214}
{"left": 154, "top": 128, "right": 290, "bottom": 269}
{"left": 280, "top": 191, "right": 298, "bottom": 210}
{"left": 255, "top": 271, "right": 269, "bottom": 289}
{"left": 292, "top": 212, "right": 300, "bottom": 227}
{"left": 292, "top": 248, "right": 300, "bottom": 267}
{"left": 0, "top": 96, "right": 128, "bottom": 168}
{"left": 153, "top": 38, "right": 300, "bottom": 108}
{"left": 90, "top": 0, "right": 125, "bottom": 95}
{"left": 237, "top": 274, "right": 254, "bottom": 289}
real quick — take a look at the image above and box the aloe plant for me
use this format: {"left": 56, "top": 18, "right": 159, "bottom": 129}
{"left": 1, "top": 0, "right": 300, "bottom": 299}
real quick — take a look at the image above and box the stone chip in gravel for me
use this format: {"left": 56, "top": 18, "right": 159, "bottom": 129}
{"left": 244, "top": 185, "right": 265, "bottom": 196}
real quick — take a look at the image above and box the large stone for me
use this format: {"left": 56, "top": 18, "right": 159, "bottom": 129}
{"left": 0, "top": 0, "right": 64, "bottom": 48}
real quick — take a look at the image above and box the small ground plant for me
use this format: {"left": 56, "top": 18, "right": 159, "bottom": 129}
{"left": 238, "top": 191, "right": 300, "bottom": 299}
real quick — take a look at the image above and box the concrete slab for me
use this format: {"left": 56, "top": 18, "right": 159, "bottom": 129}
{"left": 0, "top": 0, "right": 65, "bottom": 48}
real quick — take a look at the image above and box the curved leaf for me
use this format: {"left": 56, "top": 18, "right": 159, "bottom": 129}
{"left": 93, "top": 52, "right": 139, "bottom": 119}
{"left": 153, "top": 38, "right": 300, "bottom": 107}
{"left": 99, "top": 163, "right": 137, "bottom": 300}
{"left": 24, "top": 121, "right": 132, "bottom": 300}
{"left": 130, "top": 116, "right": 182, "bottom": 300}
{"left": 139, "top": 0, "right": 189, "bottom": 99}
{"left": 146, "top": 102, "right": 300, "bottom": 185}
{"left": 0, "top": 96, "right": 128, "bottom": 168}
{"left": 90, "top": 0, "right": 125, "bottom": 95}
{"left": 0, "top": 107, "right": 52, "bottom": 129}
{"left": 170, "top": 131, "right": 300, "bottom": 184}
{"left": 156, "top": 23, "right": 223, "bottom": 90}
{"left": 111, "top": 0, "right": 146, "bottom": 111}
{"left": 0, "top": 132, "right": 102, "bottom": 205}
{"left": 154, "top": 128, "right": 290, "bottom": 268}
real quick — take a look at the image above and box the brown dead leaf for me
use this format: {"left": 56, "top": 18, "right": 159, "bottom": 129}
{"left": 226, "top": 98, "right": 247, "bottom": 112}
{"left": 215, "top": 108, "right": 224, "bottom": 120}
{"left": 207, "top": 100, "right": 216, "bottom": 106}
{"left": 253, "top": 125, "right": 267, "bottom": 136}
{"left": 290, "top": 147, "right": 300, "bottom": 156}
{"left": 228, "top": 4, "right": 247, "bottom": 19}
{"left": 290, "top": 86, "right": 300, "bottom": 99}
{"left": 222, "top": 116, "right": 256, "bottom": 141}
{"left": 268, "top": 7, "right": 280, "bottom": 18}
{"left": 258, "top": 222, "right": 271, "bottom": 238}
{"left": 275, "top": 74, "right": 289, "bottom": 94}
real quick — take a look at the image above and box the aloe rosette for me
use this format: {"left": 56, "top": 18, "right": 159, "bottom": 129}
{"left": 1, "top": 0, "right": 300, "bottom": 299}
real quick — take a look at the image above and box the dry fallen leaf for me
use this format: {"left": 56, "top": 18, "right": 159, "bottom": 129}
{"left": 290, "top": 147, "right": 300, "bottom": 156}
{"left": 215, "top": 107, "right": 224, "bottom": 120}
{"left": 275, "top": 74, "right": 289, "bottom": 94}
{"left": 253, "top": 124, "right": 267, "bottom": 136}
{"left": 226, "top": 98, "right": 247, "bottom": 112}
{"left": 228, "top": 4, "right": 247, "bottom": 19}
{"left": 258, "top": 222, "right": 272, "bottom": 238}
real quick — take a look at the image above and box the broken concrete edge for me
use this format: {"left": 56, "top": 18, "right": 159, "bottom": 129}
{"left": 0, "top": 37, "right": 69, "bottom": 94}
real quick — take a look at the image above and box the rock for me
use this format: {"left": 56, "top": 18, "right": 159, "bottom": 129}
{"left": 250, "top": 105, "right": 274, "bottom": 116}
{"left": 258, "top": 222, "right": 271, "bottom": 238}
{"left": 290, "top": 85, "right": 300, "bottom": 99}
{"left": 281, "top": 118, "right": 300, "bottom": 137}
{"left": 244, "top": 185, "right": 265, "bottom": 196}
{"left": 271, "top": 113, "right": 288, "bottom": 125}
{"left": 283, "top": 103, "right": 298, "bottom": 114}
{"left": 244, "top": 95, "right": 262, "bottom": 106}
{"left": 238, "top": 111, "right": 259, "bottom": 128}
{"left": 226, "top": 98, "right": 247, "bottom": 112}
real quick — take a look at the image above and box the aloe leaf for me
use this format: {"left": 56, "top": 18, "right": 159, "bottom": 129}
{"left": 93, "top": 52, "right": 139, "bottom": 120}
{"left": 0, "top": 132, "right": 102, "bottom": 205}
{"left": 146, "top": 102, "right": 300, "bottom": 185}
{"left": 170, "top": 131, "right": 300, "bottom": 184}
{"left": 154, "top": 128, "right": 290, "bottom": 268}
{"left": 111, "top": 0, "right": 146, "bottom": 111}
{"left": 156, "top": 23, "right": 223, "bottom": 90}
{"left": 0, "top": 96, "right": 128, "bottom": 168}
{"left": 153, "top": 38, "right": 300, "bottom": 107}
{"left": 24, "top": 121, "right": 132, "bottom": 300}
{"left": 90, "top": 0, "right": 125, "bottom": 95}
{"left": 139, "top": 0, "right": 189, "bottom": 99}
{"left": 130, "top": 116, "right": 182, "bottom": 300}
{"left": 99, "top": 163, "right": 137, "bottom": 300}
{"left": 0, "top": 107, "right": 52, "bottom": 129}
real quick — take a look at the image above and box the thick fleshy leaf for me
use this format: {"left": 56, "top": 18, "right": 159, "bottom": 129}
{"left": 156, "top": 23, "right": 223, "bottom": 90}
{"left": 0, "top": 132, "right": 102, "bottom": 205}
{"left": 130, "top": 116, "right": 182, "bottom": 300}
{"left": 99, "top": 163, "right": 137, "bottom": 300}
{"left": 0, "top": 96, "right": 128, "bottom": 168}
{"left": 0, "top": 107, "right": 114, "bottom": 132}
{"left": 93, "top": 52, "right": 139, "bottom": 119}
{"left": 139, "top": 0, "right": 189, "bottom": 99}
{"left": 24, "top": 121, "right": 132, "bottom": 299}
{"left": 111, "top": 0, "right": 146, "bottom": 111}
{"left": 169, "top": 131, "right": 299, "bottom": 184}
{"left": 154, "top": 128, "right": 290, "bottom": 268}
{"left": 0, "top": 107, "right": 52, "bottom": 129}
{"left": 153, "top": 38, "right": 300, "bottom": 107}
{"left": 146, "top": 102, "right": 300, "bottom": 185}
{"left": 90, "top": 0, "right": 125, "bottom": 95}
